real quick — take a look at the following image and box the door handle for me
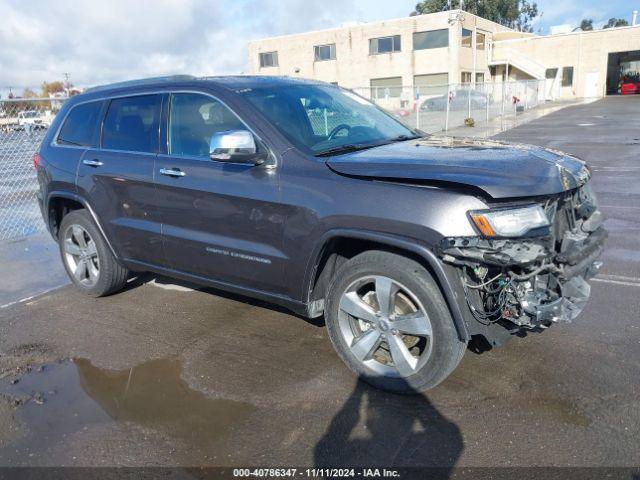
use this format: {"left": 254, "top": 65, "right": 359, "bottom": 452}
{"left": 159, "top": 168, "right": 186, "bottom": 177}
{"left": 82, "top": 159, "right": 103, "bottom": 167}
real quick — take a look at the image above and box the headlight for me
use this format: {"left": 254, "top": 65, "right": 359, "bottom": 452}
{"left": 469, "top": 205, "right": 550, "bottom": 237}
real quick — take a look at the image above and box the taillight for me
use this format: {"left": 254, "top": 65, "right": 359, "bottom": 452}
{"left": 33, "top": 153, "right": 41, "bottom": 169}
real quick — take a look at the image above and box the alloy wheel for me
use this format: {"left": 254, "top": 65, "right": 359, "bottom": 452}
{"left": 63, "top": 224, "right": 100, "bottom": 287}
{"left": 337, "top": 275, "right": 433, "bottom": 378}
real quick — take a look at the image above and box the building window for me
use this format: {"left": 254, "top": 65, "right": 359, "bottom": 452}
{"left": 462, "top": 28, "right": 472, "bottom": 47}
{"left": 414, "top": 73, "right": 449, "bottom": 95}
{"left": 546, "top": 68, "right": 558, "bottom": 80}
{"left": 475, "top": 72, "right": 485, "bottom": 83}
{"left": 314, "top": 44, "right": 336, "bottom": 61}
{"left": 259, "top": 51, "right": 279, "bottom": 68}
{"left": 461, "top": 72, "right": 472, "bottom": 84}
{"left": 562, "top": 67, "right": 574, "bottom": 87}
{"left": 369, "top": 35, "right": 401, "bottom": 54}
{"left": 476, "top": 32, "right": 486, "bottom": 50}
{"left": 370, "top": 77, "right": 402, "bottom": 98}
{"left": 413, "top": 29, "right": 449, "bottom": 50}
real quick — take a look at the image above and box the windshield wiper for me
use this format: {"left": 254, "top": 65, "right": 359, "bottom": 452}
{"left": 315, "top": 143, "right": 381, "bottom": 157}
{"left": 387, "top": 134, "right": 422, "bottom": 143}
{"left": 314, "top": 135, "right": 423, "bottom": 157}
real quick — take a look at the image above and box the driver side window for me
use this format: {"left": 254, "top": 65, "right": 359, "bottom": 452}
{"left": 169, "top": 93, "right": 245, "bottom": 158}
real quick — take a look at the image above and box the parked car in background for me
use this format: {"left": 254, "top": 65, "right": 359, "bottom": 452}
{"left": 620, "top": 82, "right": 639, "bottom": 95}
{"left": 421, "top": 89, "right": 489, "bottom": 111}
{"left": 17, "top": 110, "right": 47, "bottom": 129}
{"left": 35, "top": 76, "right": 605, "bottom": 393}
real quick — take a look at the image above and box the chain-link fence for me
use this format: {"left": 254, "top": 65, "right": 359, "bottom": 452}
{"left": 0, "top": 98, "right": 65, "bottom": 241}
{"left": 352, "top": 80, "right": 545, "bottom": 133}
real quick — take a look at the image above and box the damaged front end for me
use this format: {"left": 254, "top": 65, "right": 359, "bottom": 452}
{"left": 438, "top": 183, "right": 606, "bottom": 335}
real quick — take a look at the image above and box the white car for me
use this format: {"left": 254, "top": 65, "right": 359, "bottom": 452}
{"left": 18, "top": 110, "right": 47, "bottom": 129}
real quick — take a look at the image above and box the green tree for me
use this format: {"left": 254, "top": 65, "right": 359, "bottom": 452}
{"left": 411, "top": 0, "right": 539, "bottom": 32}
{"left": 579, "top": 19, "right": 594, "bottom": 31}
{"left": 603, "top": 18, "right": 629, "bottom": 29}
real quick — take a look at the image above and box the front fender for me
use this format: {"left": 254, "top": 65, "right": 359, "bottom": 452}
{"left": 304, "top": 228, "right": 471, "bottom": 342}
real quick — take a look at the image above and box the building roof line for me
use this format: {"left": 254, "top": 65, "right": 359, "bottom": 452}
{"left": 248, "top": 9, "right": 514, "bottom": 45}
{"left": 494, "top": 23, "right": 640, "bottom": 45}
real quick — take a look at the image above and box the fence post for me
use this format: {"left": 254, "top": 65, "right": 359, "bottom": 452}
{"left": 323, "top": 108, "right": 328, "bottom": 136}
{"left": 501, "top": 81, "right": 505, "bottom": 130}
{"left": 445, "top": 87, "right": 450, "bottom": 133}
{"left": 415, "top": 87, "right": 420, "bottom": 131}
{"left": 486, "top": 86, "right": 490, "bottom": 124}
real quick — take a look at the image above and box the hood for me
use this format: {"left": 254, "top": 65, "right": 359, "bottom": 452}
{"left": 326, "top": 137, "right": 590, "bottom": 199}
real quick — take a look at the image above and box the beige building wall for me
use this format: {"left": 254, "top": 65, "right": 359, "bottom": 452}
{"left": 248, "top": 11, "right": 640, "bottom": 101}
{"left": 493, "top": 25, "right": 640, "bottom": 99}
{"left": 247, "top": 10, "right": 511, "bottom": 91}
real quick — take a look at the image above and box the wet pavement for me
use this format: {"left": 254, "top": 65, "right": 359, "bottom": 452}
{"left": 0, "top": 97, "right": 639, "bottom": 469}
{"left": 0, "top": 231, "right": 67, "bottom": 308}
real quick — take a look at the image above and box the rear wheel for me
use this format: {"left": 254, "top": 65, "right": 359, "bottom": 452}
{"left": 59, "top": 209, "right": 129, "bottom": 297}
{"left": 325, "top": 251, "right": 466, "bottom": 393}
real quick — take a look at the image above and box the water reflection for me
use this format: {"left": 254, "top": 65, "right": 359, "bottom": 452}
{"left": 0, "top": 357, "right": 254, "bottom": 462}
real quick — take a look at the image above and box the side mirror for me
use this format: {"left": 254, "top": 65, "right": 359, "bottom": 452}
{"left": 209, "top": 130, "right": 267, "bottom": 165}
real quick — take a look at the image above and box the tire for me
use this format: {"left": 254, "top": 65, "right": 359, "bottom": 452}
{"left": 325, "top": 251, "right": 466, "bottom": 394}
{"left": 58, "top": 209, "right": 129, "bottom": 297}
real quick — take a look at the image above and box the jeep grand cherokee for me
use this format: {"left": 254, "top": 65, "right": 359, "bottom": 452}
{"left": 35, "top": 76, "right": 606, "bottom": 393}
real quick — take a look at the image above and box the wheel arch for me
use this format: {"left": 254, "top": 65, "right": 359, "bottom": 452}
{"left": 304, "top": 229, "right": 471, "bottom": 342}
{"left": 46, "top": 191, "right": 119, "bottom": 260}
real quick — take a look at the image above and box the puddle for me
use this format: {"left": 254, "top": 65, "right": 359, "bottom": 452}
{"left": 0, "top": 357, "right": 255, "bottom": 460}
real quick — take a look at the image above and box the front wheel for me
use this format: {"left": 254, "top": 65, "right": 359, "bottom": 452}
{"left": 325, "top": 251, "right": 466, "bottom": 393}
{"left": 58, "top": 209, "right": 129, "bottom": 297}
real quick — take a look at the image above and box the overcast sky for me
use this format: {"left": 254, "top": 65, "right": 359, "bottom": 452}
{"left": 0, "top": 0, "right": 637, "bottom": 92}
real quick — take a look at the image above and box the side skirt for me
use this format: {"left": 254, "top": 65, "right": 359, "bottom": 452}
{"left": 122, "top": 259, "right": 309, "bottom": 317}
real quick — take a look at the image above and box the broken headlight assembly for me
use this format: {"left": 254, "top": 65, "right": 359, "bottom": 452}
{"left": 469, "top": 205, "right": 550, "bottom": 238}
{"left": 440, "top": 189, "right": 606, "bottom": 333}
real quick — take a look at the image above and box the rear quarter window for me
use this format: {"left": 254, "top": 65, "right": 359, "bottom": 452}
{"left": 57, "top": 101, "right": 103, "bottom": 147}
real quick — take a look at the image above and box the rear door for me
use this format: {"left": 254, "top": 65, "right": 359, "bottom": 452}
{"left": 155, "top": 91, "right": 285, "bottom": 293}
{"left": 76, "top": 93, "right": 165, "bottom": 266}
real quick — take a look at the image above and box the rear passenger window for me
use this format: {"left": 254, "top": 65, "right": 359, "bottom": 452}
{"left": 57, "top": 101, "right": 103, "bottom": 147}
{"left": 169, "top": 93, "right": 245, "bottom": 157}
{"left": 102, "top": 95, "right": 161, "bottom": 153}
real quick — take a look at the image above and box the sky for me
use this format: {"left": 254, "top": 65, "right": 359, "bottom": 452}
{"left": 0, "top": 0, "right": 638, "bottom": 93}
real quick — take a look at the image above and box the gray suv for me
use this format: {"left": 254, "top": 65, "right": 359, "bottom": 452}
{"left": 36, "top": 76, "right": 606, "bottom": 393}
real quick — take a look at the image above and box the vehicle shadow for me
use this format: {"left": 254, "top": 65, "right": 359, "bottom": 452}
{"left": 314, "top": 378, "right": 463, "bottom": 476}
{"left": 122, "top": 272, "right": 325, "bottom": 327}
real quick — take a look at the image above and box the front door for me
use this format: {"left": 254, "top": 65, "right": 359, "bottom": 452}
{"left": 584, "top": 72, "right": 599, "bottom": 98}
{"left": 76, "top": 94, "right": 164, "bottom": 266}
{"left": 155, "top": 92, "right": 285, "bottom": 293}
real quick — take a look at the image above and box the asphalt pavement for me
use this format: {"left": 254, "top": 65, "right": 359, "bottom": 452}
{"left": 0, "top": 97, "right": 638, "bottom": 472}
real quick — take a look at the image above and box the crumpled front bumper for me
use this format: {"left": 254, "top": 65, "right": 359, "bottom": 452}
{"left": 437, "top": 224, "right": 606, "bottom": 331}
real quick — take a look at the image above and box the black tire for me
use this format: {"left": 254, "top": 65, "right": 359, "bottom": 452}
{"left": 58, "top": 209, "right": 129, "bottom": 297}
{"left": 325, "top": 251, "right": 466, "bottom": 394}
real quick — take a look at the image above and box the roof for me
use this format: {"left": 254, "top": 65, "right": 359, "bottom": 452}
{"left": 84, "top": 75, "right": 326, "bottom": 95}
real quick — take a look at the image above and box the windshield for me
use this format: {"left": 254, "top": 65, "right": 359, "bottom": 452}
{"left": 238, "top": 84, "right": 417, "bottom": 156}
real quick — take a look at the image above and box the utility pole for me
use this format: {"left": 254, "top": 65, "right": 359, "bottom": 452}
{"left": 63, "top": 73, "right": 71, "bottom": 95}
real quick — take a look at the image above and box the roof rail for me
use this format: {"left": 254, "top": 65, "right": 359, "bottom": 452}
{"left": 85, "top": 75, "right": 197, "bottom": 93}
